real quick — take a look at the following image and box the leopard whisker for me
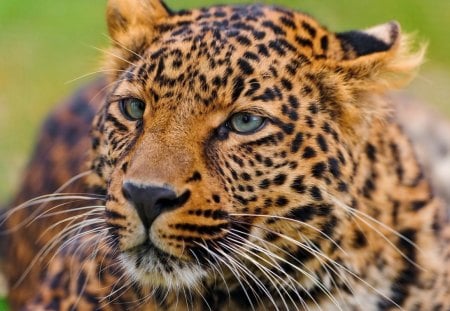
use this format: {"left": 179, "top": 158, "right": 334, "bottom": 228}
{"left": 194, "top": 241, "right": 260, "bottom": 311}
{"left": 211, "top": 240, "right": 277, "bottom": 311}
{"left": 65, "top": 69, "right": 129, "bottom": 85}
{"left": 38, "top": 212, "right": 104, "bottom": 261}
{"left": 48, "top": 222, "right": 107, "bottom": 263}
{"left": 181, "top": 286, "right": 191, "bottom": 311}
{"left": 70, "top": 231, "right": 109, "bottom": 310}
{"left": 35, "top": 204, "right": 105, "bottom": 220}
{"left": 229, "top": 213, "right": 346, "bottom": 255}
{"left": 231, "top": 213, "right": 405, "bottom": 308}
{"left": 4, "top": 199, "right": 81, "bottom": 233}
{"left": 13, "top": 218, "right": 105, "bottom": 288}
{"left": 221, "top": 236, "right": 306, "bottom": 311}
{"left": 192, "top": 283, "right": 213, "bottom": 311}
{"left": 101, "top": 271, "right": 134, "bottom": 304}
{"left": 228, "top": 228, "right": 345, "bottom": 311}
{"left": 190, "top": 249, "right": 232, "bottom": 302}
{"left": 299, "top": 232, "right": 358, "bottom": 308}
{"left": 38, "top": 206, "right": 105, "bottom": 240}
{"left": 0, "top": 193, "right": 104, "bottom": 231}
{"left": 225, "top": 229, "right": 326, "bottom": 311}
{"left": 102, "top": 33, "right": 146, "bottom": 62}
{"left": 241, "top": 220, "right": 406, "bottom": 311}
{"left": 89, "top": 45, "right": 136, "bottom": 68}
{"left": 41, "top": 219, "right": 105, "bottom": 266}
{"left": 233, "top": 219, "right": 378, "bottom": 310}
{"left": 87, "top": 77, "right": 130, "bottom": 111}
{"left": 4, "top": 168, "right": 97, "bottom": 225}
{"left": 327, "top": 194, "right": 426, "bottom": 271}
{"left": 232, "top": 219, "right": 342, "bottom": 293}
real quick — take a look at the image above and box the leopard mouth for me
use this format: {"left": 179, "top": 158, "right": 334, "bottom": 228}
{"left": 126, "top": 238, "right": 179, "bottom": 263}
{"left": 120, "top": 238, "right": 208, "bottom": 288}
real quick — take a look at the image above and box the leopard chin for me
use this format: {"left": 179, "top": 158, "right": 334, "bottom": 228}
{"left": 119, "top": 240, "right": 208, "bottom": 289}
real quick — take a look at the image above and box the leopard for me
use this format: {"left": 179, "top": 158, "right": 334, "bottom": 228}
{"left": 2, "top": 0, "right": 450, "bottom": 310}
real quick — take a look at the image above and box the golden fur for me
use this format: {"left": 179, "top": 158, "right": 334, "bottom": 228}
{"left": 3, "top": 1, "right": 449, "bottom": 310}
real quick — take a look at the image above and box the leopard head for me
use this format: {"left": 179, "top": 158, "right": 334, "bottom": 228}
{"left": 89, "top": 0, "right": 423, "bottom": 295}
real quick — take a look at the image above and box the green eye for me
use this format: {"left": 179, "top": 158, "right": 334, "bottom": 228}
{"left": 119, "top": 98, "right": 146, "bottom": 121}
{"left": 228, "top": 112, "right": 266, "bottom": 134}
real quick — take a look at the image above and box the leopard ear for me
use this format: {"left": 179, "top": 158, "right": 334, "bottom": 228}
{"left": 337, "top": 21, "right": 400, "bottom": 58}
{"left": 324, "top": 22, "right": 425, "bottom": 145}
{"left": 107, "top": 0, "right": 170, "bottom": 44}
{"left": 334, "top": 21, "right": 425, "bottom": 92}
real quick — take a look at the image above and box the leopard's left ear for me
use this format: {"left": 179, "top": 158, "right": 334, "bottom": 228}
{"left": 105, "top": 0, "right": 171, "bottom": 78}
{"left": 107, "top": 0, "right": 170, "bottom": 45}
{"left": 334, "top": 21, "right": 425, "bottom": 92}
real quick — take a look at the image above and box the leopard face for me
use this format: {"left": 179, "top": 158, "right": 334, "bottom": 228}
{"left": 89, "top": 0, "right": 426, "bottom": 300}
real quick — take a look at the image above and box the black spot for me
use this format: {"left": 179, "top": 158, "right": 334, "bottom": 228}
{"left": 273, "top": 174, "right": 287, "bottom": 185}
{"left": 312, "top": 162, "right": 326, "bottom": 178}
{"left": 262, "top": 20, "right": 286, "bottom": 35}
{"left": 279, "top": 16, "right": 297, "bottom": 29}
{"left": 362, "top": 178, "right": 376, "bottom": 198}
{"left": 366, "top": 143, "right": 377, "bottom": 162}
{"left": 288, "top": 95, "right": 300, "bottom": 108}
{"left": 268, "top": 40, "right": 287, "bottom": 56}
{"left": 243, "top": 51, "right": 260, "bottom": 61}
{"left": 212, "top": 194, "right": 221, "bottom": 203}
{"left": 316, "top": 134, "right": 328, "bottom": 152}
{"left": 264, "top": 157, "right": 273, "bottom": 167}
{"left": 352, "top": 230, "right": 368, "bottom": 248}
{"left": 320, "top": 35, "right": 329, "bottom": 51}
{"left": 187, "top": 171, "right": 202, "bottom": 183}
{"left": 252, "top": 30, "right": 266, "bottom": 40}
{"left": 237, "top": 58, "right": 254, "bottom": 75}
{"left": 232, "top": 77, "right": 245, "bottom": 102}
{"left": 259, "top": 179, "right": 271, "bottom": 189}
{"left": 309, "top": 186, "right": 322, "bottom": 201}
{"left": 301, "top": 21, "right": 317, "bottom": 38}
{"left": 236, "top": 35, "right": 251, "bottom": 46}
{"left": 275, "top": 196, "right": 289, "bottom": 207}
{"left": 308, "top": 102, "right": 319, "bottom": 114}
{"left": 302, "top": 146, "right": 317, "bottom": 159}
{"left": 328, "top": 157, "right": 341, "bottom": 178}
{"left": 241, "top": 172, "right": 252, "bottom": 181}
{"left": 291, "top": 176, "right": 306, "bottom": 194}
{"left": 337, "top": 181, "right": 348, "bottom": 192}
{"left": 411, "top": 200, "right": 427, "bottom": 211}
{"left": 281, "top": 78, "right": 293, "bottom": 91}
{"left": 305, "top": 116, "right": 315, "bottom": 128}
{"left": 291, "top": 132, "right": 304, "bottom": 153}
{"left": 257, "top": 44, "right": 269, "bottom": 57}
{"left": 289, "top": 204, "right": 315, "bottom": 222}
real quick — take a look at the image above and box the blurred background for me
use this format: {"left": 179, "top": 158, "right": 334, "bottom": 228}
{"left": 0, "top": 0, "right": 449, "bottom": 307}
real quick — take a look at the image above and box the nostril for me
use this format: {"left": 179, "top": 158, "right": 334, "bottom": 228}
{"left": 121, "top": 182, "right": 190, "bottom": 229}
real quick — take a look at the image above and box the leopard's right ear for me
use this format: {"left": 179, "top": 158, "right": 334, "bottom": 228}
{"left": 107, "top": 0, "right": 170, "bottom": 45}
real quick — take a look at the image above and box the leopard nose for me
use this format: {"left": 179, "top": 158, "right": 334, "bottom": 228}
{"left": 122, "top": 182, "right": 189, "bottom": 229}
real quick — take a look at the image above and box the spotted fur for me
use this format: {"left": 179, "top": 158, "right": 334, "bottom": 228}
{"left": 3, "top": 1, "right": 450, "bottom": 310}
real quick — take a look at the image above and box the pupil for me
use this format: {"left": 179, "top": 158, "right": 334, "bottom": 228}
{"left": 242, "top": 114, "right": 251, "bottom": 123}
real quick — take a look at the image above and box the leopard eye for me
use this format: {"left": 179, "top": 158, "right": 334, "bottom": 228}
{"left": 119, "top": 98, "right": 146, "bottom": 121}
{"left": 228, "top": 112, "right": 266, "bottom": 134}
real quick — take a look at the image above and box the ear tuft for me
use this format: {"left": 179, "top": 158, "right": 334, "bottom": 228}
{"left": 337, "top": 21, "right": 400, "bottom": 57}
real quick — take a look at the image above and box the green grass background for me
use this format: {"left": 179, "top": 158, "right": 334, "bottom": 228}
{"left": 0, "top": 0, "right": 449, "bottom": 308}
